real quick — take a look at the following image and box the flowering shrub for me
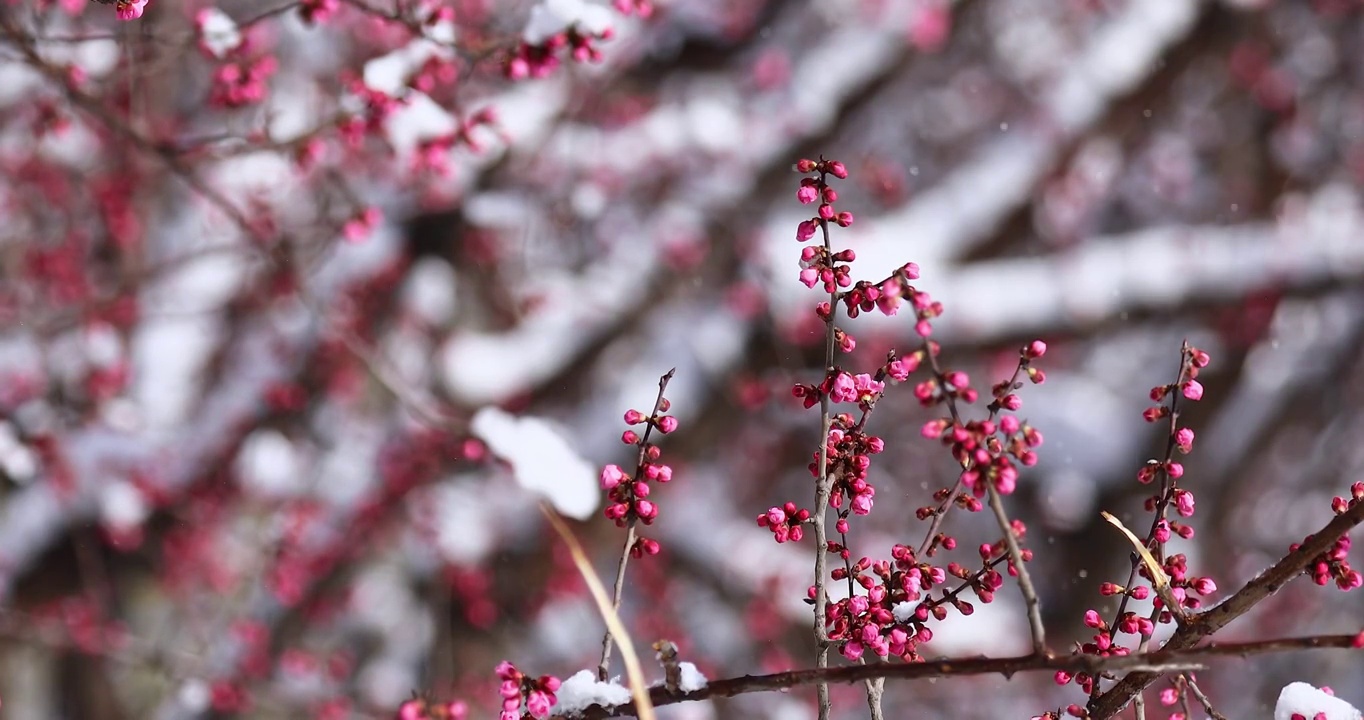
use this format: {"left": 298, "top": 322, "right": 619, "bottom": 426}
{"left": 2, "top": 2, "right": 1364, "bottom": 719}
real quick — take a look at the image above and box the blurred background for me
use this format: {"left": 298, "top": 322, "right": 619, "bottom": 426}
{"left": 1, "top": 0, "right": 1363, "bottom": 718}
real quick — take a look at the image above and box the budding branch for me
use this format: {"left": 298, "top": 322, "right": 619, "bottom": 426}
{"left": 566, "top": 497, "right": 1364, "bottom": 720}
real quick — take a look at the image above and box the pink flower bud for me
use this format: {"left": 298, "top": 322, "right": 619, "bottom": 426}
{"left": 1174, "top": 489, "right": 1195, "bottom": 517}
{"left": 1026, "top": 340, "right": 1047, "bottom": 358}
{"left": 525, "top": 690, "right": 553, "bottom": 718}
{"left": 624, "top": 409, "right": 645, "bottom": 424}
{"left": 797, "top": 184, "right": 819, "bottom": 204}
{"left": 599, "top": 464, "right": 627, "bottom": 489}
{"left": 1181, "top": 380, "right": 1204, "bottom": 401}
{"left": 656, "top": 415, "right": 678, "bottom": 433}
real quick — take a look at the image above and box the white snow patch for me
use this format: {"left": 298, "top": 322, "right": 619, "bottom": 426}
{"left": 177, "top": 679, "right": 211, "bottom": 713}
{"left": 401, "top": 257, "right": 458, "bottom": 326}
{"left": 554, "top": 670, "right": 632, "bottom": 714}
{"left": 131, "top": 317, "right": 221, "bottom": 431}
{"left": 432, "top": 482, "right": 494, "bottom": 565}
{"left": 99, "top": 480, "right": 148, "bottom": 529}
{"left": 236, "top": 429, "right": 304, "bottom": 497}
{"left": 524, "top": 0, "right": 613, "bottom": 44}
{"left": 198, "top": 8, "right": 242, "bottom": 59}
{"left": 677, "top": 662, "right": 707, "bottom": 692}
{"left": 0, "top": 422, "right": 37, "bottom": 482}
{"left": 383, "top": 92, "right": 459, "bottom": 162}
{"left": 1275, "top": 683, "right": 1362, "bottom": 720}
{"left": 362, "top": 30, "right": 455, "bottom": 96}
{"left": 84, "top": 322, "right": 123, "bottom": 368}
{"left": 439, "top": 227, "right": 661, "bottom": 404}
{"left": 469, "top": 407, "right": 598, "bottom": 520}
{"left": 37, "top": 37, "right": 120, "bottom": 79}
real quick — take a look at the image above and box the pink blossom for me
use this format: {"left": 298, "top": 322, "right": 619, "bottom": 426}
{"left": 1181, "top": 380, "right": 1204, "bottom": 401}
{"left": 1174, "top": 489, "right": 1195, "bottom": 517}
{"left": 600, "top": 464, "right": 627, "bottom": 490}
{"left": 116, "top": 0, "right": 149, "bottom": 20}
{"left": 850, "top": 493, "right": 873, "bottom": 515}
{"left": 525, "top": 690, "right": 553, "bottom": 718}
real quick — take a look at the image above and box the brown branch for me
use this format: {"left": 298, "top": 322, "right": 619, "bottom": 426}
{"left": 558, "top": 501, "right": 1364, "bottom": 718}
{"left": 811, "top": 174, "right": 838, "bottom": 720}
{"left": 1087, "top": 497, "right": 1364, "bottom": 717}
{"left": 567, "top": 631, "right": 1362, "bottom": 718}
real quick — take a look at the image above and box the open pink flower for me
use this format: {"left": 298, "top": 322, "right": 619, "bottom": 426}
{"left": 116, "top": 0, "right": 149, "bottom": 20}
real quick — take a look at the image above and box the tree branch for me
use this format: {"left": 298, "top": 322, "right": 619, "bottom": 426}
{"left": 567, "top": 631, "right": 1362, "bottom": 718}
{"left": 1088, "top": 498, "right": 1364, "bottom": 717}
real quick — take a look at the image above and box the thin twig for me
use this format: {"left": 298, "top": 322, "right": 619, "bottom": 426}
{"left": 543, "top": 505, "right": 656, "bottom": 720}
{"left": 599, "top": 369, "right": 676, "bottom": 681}
{"left": 1091, "top": 343, "right": 1192, "bottom": 704}
{"left": 926, "top": 343, "right": 1048, "bottom": 654}
{"left": 812, "top": 172, "right": 838, "bottom": 720}
{"left": 1183, "top": 673, "right": 1228, "bottom": 720}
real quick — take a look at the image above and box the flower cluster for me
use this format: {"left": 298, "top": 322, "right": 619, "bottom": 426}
{"left": 496, "top": 661, "right": 560, "bottom": 720}
{"left": 508, "top": 1, "right": 615, "bottom": 80}
{"left": 792, "top": 370, "right": 885, "bottom": 411}
{"left": 821, "top": 539, "right": 1031, "bottom": 662}
{"left": 756, "top": 501, "right": 811, "bottom": 543}
{"left": 841, "top": 263, "right": 920, "bottom": 319}
{"left": 821, "top": 416, "right": 885, "bottom": 518}
{"left": 209, "top": 56, "right": 279, "bottom": 109}
{"left": 1059, "top": 344, "right": 1214, "bottom": 705}
{"left": 780, "top": 160, "right": 1050, "bottom": 674}
{"left": 600, "top": 394, "right": 678, "bottom": 557}
{"left": 1296, "top": 482, "right": 1364, "bottom": 591}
